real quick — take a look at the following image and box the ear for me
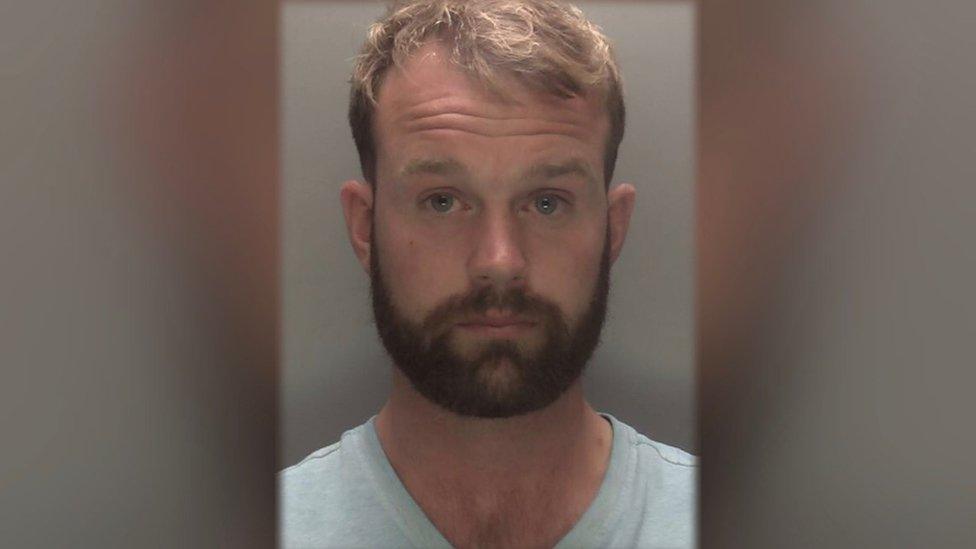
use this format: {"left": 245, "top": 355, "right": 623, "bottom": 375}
{"left": 339, "top": 179, "right": 374, "bottom": 274}
{"left": 606, "top": 183, "right": 636, "bottom": 265}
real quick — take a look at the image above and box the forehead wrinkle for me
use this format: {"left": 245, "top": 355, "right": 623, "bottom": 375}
{"left": 398, "top": 95, "right": 589, "bottom": 122}
{"left": 402, "top": 112, "right": 591, "bottom": 140}
{"left": 391, "top": 90, "right": 597, "bottom": 138}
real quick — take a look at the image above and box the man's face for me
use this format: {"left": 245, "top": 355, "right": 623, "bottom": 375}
{"left": 367, "top": 42, "right": 618, "bottom": 418}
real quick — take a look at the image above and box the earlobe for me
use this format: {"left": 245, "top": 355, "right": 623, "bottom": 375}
{"left": 339, "top": 180, "right": 374, "bottom": 274}
{"left": 607, "top": 183, "right": 636, "bottom": 265}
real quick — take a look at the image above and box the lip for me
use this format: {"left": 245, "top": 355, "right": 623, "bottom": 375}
{"left": 455, "top": 316, "right": 537, "bottom": 335}
{"left": 457, "top": 315, "right": 534, "bottom": 328}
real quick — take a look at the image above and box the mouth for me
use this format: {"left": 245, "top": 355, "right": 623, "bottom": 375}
{"left": 455, "top": 314, "right": 537, "bottom": 336}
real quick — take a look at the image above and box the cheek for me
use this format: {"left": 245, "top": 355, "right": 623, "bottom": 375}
{"left": 376, "top": 215, "right": 467, "bottom": 314}
{"left": 525, "top": 226, "right": 605, "bottom": 318}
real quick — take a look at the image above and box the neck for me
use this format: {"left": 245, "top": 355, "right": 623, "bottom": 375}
{"left": 375, "top": 370, "right": 613, "bottom": 547}
{"left": 375, "top": 369, "right": 611, "bottom": 492}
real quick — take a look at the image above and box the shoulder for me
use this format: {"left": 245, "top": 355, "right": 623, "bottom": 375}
{"left": 278, "top": 430, "right": 358, "bottom": 534}
{"left": 281, "top": 439, "right": 343, "bottom": 477}
{"left": 279, "top": 431, "right": 355, "bottom": 498}
{"left": 631, "top": 430, "right": 698, "bottom": 470}
{"left": 605, "top": 413, "right": 697, "bottom": 471}
{"left": 628, "top": 427, "right": 697, "bottom": 504}
{"left": 601, "top": 414, "right": 698, "bottom": 546}
{"left": 279, "top": 421, "right": 402, "bottom": 548}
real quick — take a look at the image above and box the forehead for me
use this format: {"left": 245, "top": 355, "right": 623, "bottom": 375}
{"left": 372, "top": 42, "right": 609, "bottom": 185}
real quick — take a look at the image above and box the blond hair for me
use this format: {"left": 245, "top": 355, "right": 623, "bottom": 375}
{"left": 349, "top": 0, "right": 625, "bottom": 187}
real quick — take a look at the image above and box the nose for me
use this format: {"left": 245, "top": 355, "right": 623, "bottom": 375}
{"left": 468, "top": 210, "right": 528, "bottom": 291}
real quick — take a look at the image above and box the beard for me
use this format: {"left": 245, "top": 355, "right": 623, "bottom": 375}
{"left": 369, "top": 222, "right": 611, "bottom": 418}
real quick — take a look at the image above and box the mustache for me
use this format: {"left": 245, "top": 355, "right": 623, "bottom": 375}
{"left": 419, "top": 285, "right": 565, "bottom": 335}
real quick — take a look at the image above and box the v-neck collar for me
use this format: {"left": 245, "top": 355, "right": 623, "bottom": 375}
{"left": 354, "top": 413, "right": 631, "bottom": 548}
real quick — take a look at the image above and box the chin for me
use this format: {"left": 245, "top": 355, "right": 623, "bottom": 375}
{"left": 475, "top": 356, "right": 523, "bottom": 390}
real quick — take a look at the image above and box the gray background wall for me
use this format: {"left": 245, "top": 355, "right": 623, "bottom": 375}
{"left": 282, "top": 0, "right": 695, "bottom": 466}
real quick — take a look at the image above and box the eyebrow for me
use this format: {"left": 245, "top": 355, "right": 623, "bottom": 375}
{"left": 397, "top": 156, "right": 597, "bottom": 186}
{"left": 399, "top": 158, "right": 468, "bottom": 179}
{"left": 523, "top": 158, "right": 597, "bottom": 186}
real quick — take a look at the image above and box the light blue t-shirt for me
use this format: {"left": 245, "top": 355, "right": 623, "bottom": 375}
{"left": 280, "top": 413, "right": 697, "bottom": 548}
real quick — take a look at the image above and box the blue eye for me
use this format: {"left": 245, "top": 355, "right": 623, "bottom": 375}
{"left": 534, "top": 194, "right": 560, "bottom": 215}
{"left": 428, "top": 193, "right": 455, "bottom": 213}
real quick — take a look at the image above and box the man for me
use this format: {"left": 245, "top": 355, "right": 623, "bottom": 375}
{"left": 280, "top": 1, "right": 696, "bottom": 547}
